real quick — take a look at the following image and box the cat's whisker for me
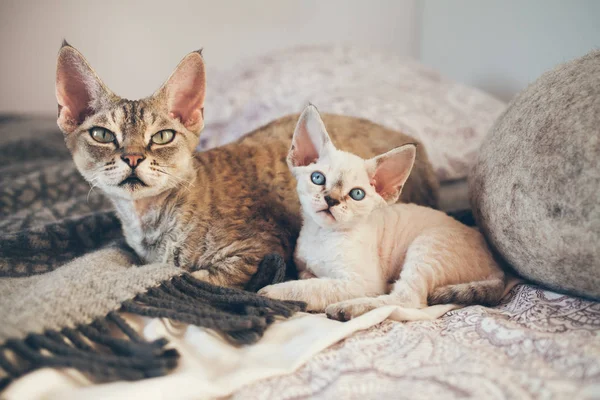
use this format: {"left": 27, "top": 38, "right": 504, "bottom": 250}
{"left": 87, "top": 185, "right": 98, "bottom": 203}
{"left": 153, "top": 167, "right": 193, "bottom": 192}
{"left": 86, "top": 174, "right": 100, "bottom": 203}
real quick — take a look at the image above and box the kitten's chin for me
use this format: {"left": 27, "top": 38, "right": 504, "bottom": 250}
{"left": 309, "top": 209, "right": 339, "bottom": 228}
{"left": 309, "top": 209, "right": 362, "bottom": 230}
{"left": 318, "top": 209, "right": 336, "bottom": 222}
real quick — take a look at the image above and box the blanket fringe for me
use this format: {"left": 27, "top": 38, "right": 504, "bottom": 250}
{"left": 0, "top": 263, "right": 305, "bottom": 391}
{"left": 122, "top": 274, "right": 305, "bottom": 344}
{"left": 0, "top": 311, "right": 178, "bottom": 391}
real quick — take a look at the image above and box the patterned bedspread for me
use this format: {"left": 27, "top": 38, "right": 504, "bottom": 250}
{"left": 236, "top": 284, "right": 600, "bottom": 399}
{"left": 3, "top": 93, "right": 599, "bottom": 398}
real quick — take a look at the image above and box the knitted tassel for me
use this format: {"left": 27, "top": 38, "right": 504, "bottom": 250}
{"left": 0, "top": 254, "right": 305, "bottom": 391}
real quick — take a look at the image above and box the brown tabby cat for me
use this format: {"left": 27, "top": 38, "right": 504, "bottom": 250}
{"left": 55, "top": 41, "right": 439, "bottom": 288}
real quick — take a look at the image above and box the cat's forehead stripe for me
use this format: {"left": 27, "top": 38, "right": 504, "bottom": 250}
{"left": 121, "top": 102, "right": 128, "bottom": 123}
{"left": 116, "top": 101, "right": 153, "bottom": 138}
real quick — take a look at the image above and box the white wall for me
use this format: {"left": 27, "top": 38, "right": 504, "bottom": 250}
{"left": 0, "top": 0, "right": 418, "bottom": 114}
{"left": 419, "top": 0, "right": 600, "bottom": 101}
{"left": 2, "top": 0, "right": 598, "bottom": 113}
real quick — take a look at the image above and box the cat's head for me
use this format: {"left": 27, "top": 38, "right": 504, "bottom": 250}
{"left": 287, "top": 105, "right": 416, "bottom": 229}
{"left": 55, "top": 41, "right": 206, "bottom": 200}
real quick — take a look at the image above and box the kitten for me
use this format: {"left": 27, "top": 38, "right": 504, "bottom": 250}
{"left": 55, "top": 42, "right": 439, "bottom": 289}
{"left": 259, "top": 106, "right": 506, "bottom": 319}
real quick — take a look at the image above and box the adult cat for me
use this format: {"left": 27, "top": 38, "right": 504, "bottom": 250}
{"left": 55, "top": 42, "right": 439, "bottom": 288}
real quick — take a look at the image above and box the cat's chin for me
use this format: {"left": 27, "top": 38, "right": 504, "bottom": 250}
{"left": 101, "top": 184, "right": 168, "bottom": 201}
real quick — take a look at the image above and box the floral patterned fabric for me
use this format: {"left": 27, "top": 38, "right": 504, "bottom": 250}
{"left": 234, "top": 284, "right": 600, "bottom": 399}
{"left": 202, "top": 45, "right": 506, "bottom": 182}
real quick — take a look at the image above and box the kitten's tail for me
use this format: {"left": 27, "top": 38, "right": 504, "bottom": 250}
{"left": 428, "top": 277, "right": 506, "bottom": 307}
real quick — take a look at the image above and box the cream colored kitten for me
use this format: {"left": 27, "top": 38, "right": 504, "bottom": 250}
{"left": 259, "top": 105, "right": 506, "bottom": 320}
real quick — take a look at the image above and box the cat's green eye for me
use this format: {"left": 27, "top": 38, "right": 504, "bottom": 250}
{"left": 311, "top": 171, "right": 326, "bottom": 185}
{"left": 151, "top": 130, "right": 175, "bottom": 145}
{"left": 349, "top": 188, "right": 365, "bottom": 201}
{"left": 90, "top": 127, "right": 115, "bottom": 143}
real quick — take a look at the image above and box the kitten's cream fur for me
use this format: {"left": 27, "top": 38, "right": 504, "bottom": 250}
{"left": 259, "top": 106, "right": 506, "bottom": 320}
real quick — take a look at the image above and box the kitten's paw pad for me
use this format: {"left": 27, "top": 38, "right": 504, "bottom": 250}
{"left": 326, "top": 299, "right": 378, "bottom": 321}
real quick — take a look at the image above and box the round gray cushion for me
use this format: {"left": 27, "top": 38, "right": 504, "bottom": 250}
{"left": 469, "top": 50, "right": 600, "bottom": 300}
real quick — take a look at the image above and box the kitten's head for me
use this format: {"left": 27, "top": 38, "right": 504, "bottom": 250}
{"left": 288, "top": 105, "right": 416, "bottom": 229}
{"left": 55, "top": 41, "right": 206, "bottom": 200}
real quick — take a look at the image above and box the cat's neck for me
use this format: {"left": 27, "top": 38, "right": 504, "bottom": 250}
{"left": 111, "top": 189, "right": 180, "bottom": 225}
{"left": 111, "top": 188, "right": 184, "bottom": 260}
{"left": 111, "top": 166, "right": 197, "bottom": 222}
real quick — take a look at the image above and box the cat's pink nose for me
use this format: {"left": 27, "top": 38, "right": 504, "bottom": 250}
{"left": 324, "top": 195, "right": 340, "bottom": 207}
{"left": 121, "top": 153, "right": 146, "bottom": 168}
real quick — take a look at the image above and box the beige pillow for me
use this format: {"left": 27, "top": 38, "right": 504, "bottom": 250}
{"left": 201, "top": 45, "right": 506, "bottom": 182}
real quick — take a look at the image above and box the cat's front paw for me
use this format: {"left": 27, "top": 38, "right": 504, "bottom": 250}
{"left": 326, "top": 298, "right": 379, "bottom": 321}
{"left": 191, "top": 269, "right": 210, "bottom": 281}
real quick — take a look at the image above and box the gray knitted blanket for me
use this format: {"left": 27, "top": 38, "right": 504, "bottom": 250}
{"left": 0, "top": 116, "right": 303, "bottom": 390}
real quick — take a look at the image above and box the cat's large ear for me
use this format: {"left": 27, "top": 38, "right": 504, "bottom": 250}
{"left": 367, "top": 144, "right": 417, "bottom": 204}
{"left": 56, "top": 40, "right": 113, "bottom": 134}
{"left": 287, "top": 105, "right": 335, "bottom": 168}
{"left": 154, "top": 50, "right": 206, "bottom": 133}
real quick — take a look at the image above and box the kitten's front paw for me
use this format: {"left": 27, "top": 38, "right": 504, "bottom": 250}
{"left": 259, "top": 281, "right": 325, "bottom": 312}
{"left": 326, "top": 298, "right": 378, "bottom": 321}
{"left": 258, "top": 283, "right": 295, "bottom": 301}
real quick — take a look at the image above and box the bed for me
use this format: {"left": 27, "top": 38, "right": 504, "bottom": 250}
{"left": 2, "top": 46, "right": 599, "bottom": 399}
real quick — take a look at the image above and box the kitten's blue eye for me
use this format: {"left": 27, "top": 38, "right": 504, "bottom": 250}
{"left": 349, "top": 188, "right": 365, "bottom": 201}
{"left": 311, "top": 171, "right": 326, "bottom": 185}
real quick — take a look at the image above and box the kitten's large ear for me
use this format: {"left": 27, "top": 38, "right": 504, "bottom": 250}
{"left": 56, "top": 41, "right": 113, "bottom": 133}
{"left": 367, "top": 144, "right": 417, "bottom": 204}
{"left": 287, "top": 105, "right": 335, "bottom": 168}
{"left": 154, "top": 50, "right": 206, "bottom": 133}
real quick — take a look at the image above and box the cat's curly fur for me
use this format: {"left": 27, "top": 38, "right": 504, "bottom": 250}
{"left": 55, "top": 43, "right": 439, "bottom": 288}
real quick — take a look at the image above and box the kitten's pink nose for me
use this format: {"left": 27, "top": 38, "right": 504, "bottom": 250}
{"left": 324, "top": 195, "right": 340, "bottom": 208}
{"left": 121, "top": 153, "right": 146, "bottom": 168}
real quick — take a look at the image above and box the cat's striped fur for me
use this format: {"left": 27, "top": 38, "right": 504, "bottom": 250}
{"left": 55, "top": 43, "right": 439, "bottom": 288}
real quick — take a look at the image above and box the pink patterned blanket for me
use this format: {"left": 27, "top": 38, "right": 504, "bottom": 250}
{"left": 237, "top": 284, "right": 600, "bottom": 399}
